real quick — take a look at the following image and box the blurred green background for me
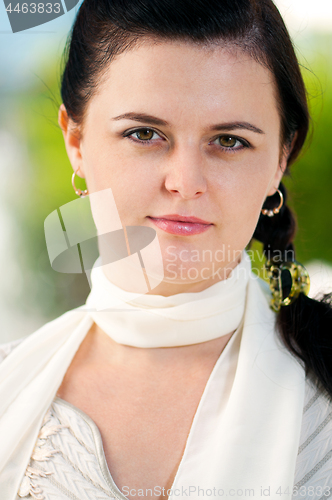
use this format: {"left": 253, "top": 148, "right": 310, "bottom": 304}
{"left": 1, "top": 30, "right": 332, "bottom": 337}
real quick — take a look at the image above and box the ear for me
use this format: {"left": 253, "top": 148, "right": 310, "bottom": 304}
{"left": 58, "top": 104, "right": 85, "bottom": 178}
{"left": 266, "top": 131, "right": 298, "bottom": 197}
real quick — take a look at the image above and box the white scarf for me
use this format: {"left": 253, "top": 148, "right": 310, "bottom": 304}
{"left": 0, "top": 250, "right": 305, "bottom": 499}
{"left": 85, "top": 251, "right": 250, "bottom": 348}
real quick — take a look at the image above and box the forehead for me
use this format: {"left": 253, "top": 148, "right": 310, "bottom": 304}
{"left": 89, "top": 40, "right": 280, "bottom": 130}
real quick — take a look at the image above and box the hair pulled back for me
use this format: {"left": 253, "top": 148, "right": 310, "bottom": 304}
{"left": 60, "top": 0, "right": 332, "bottom": 399}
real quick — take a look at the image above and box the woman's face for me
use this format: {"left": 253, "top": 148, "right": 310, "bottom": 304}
{"left": 59, "top": 41, "right": 289, "bottom": 296}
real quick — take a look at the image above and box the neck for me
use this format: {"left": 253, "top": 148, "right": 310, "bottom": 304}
{"left": 68, "top": 322, "right": 235, "bottom": 374}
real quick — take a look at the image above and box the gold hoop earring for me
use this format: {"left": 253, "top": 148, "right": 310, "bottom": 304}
{"left": 261, "top": 189, "right": 284, "bottom": 217}
{"left": 72, "top": 167, "right": 89, "bottom": 197}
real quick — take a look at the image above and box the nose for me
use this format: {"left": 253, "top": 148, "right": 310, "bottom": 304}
{"left": 164, "top": 145, "right": 207, "bottom": 199}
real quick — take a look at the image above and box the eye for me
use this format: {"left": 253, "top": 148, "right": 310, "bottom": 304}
{"left": 219, "top": 136, "right": 238, "bottom": 147}
{"left": 123, "top": 128, "right": 162, "bottom": 144}
{"left": 211, "top": 135, "right": 250, "bottom": 152}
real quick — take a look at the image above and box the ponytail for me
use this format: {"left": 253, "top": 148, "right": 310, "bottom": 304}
{"left": 253, "top": 182, "right": 332, "bottom": 401}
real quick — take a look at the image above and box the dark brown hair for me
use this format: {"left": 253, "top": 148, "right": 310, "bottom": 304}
{"left": 60, "top": 0, "right": 332, "bottom": 399}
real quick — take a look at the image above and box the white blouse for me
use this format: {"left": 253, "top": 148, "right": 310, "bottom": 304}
{"left": 1, "top": 336, "right": 332, "bottom": 500}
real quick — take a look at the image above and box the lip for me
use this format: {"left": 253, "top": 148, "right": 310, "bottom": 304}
{"left": 147, "top": 214, "right": 213, "bottom": 236}
{"left": 149, "top": 214, "right": 212, "bottom": 224}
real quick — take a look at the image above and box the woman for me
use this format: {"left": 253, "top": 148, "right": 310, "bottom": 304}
{"left": 1, "top": 0, "right": 332, "bottom": 499}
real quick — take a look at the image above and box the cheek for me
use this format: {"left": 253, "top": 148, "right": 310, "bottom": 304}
{"left": 98, "top": 162, "right": 157, "bottom": 219}
{"left": 212, "top": 152, "right": 278, "bottom": 225}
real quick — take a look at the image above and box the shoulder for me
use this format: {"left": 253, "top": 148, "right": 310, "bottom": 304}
{"left": 0, "top": 306, "right": 89, "bottom": 365}
{"left": 302, "top": 373, "right": 332, "bottom": 424}
{"left": 255, "top": 276, "right": 271, "bottom": 299}
{"left": 294, "top": 374, "right": 332, "bottom": 488}
{"left": 250, "top": 274, "right": 272, "bottom": 310}
{"left": 0, "top": 337, "right": 26, "bottom": 363}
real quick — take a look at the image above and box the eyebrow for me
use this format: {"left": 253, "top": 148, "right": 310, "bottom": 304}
{"left": 111, "top": 112, "right": 265, "bottom": 135}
